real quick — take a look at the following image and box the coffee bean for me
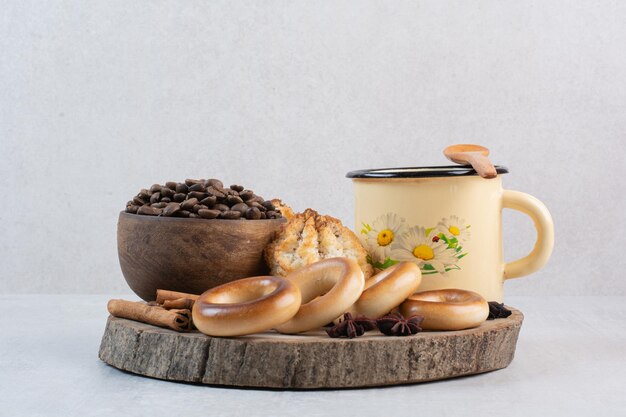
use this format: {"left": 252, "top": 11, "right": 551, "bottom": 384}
{"left": 247, "top": 201, "right": 266, "bottom": 211}
{"left": 189, "top": 213, "right": 199, "bottom": 218}
{"left": 188, "top": 191, "right": 207, "bottom": 200}
{"left": 230, "top": 184, "right": 244, "bottom": 192}
{"left": 226, "top": 195, "right": 244, "bottom": 205}
{"left": 200, "top": 196, "right": 217, "bottom": 207}
{"left": 245, "top": 207, "right": 262, "bottom": 220}
{"left": 189, "top": 183, "right": 205, "bottom": 192}
{"left": 220, "top": 210, "right": 241, "bottom": 219}
{"left": 239, "top": 190, "right": 254, "bottom": 201}
{"left": 198, "top": 209, "right": 220, "bottom": 219}
{"left": 137, "top": 205, "right": 160, "bottom": 216}
{"left": 207, "top": 179, "right": 224, "bottom": 189}
{"left": 181, "top": 198, "right": 198, "bottom": 210}
{"left": 128, "top": 178, "right": 282, "bottom": 220}
{"left": 160, "top": 187, "right": 174, "bottom": 198}
{"left": 177, "top": 210, "right": 191, "bottom": 218}
{"left": 231, "top": 203, "right": 249, "bottom": 213}
{"left": 162, "top": 202, "right": 181, "bottom": 216}
{"left": 206, "top": 186, "right": 225, "bottom": 199}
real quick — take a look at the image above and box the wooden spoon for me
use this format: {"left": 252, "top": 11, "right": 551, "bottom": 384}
{"left": 443, "top": 144, "right": 498, "bottom": 179}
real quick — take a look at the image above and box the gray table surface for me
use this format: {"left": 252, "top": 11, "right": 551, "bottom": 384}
{"left": 1, "top": 295, "right": 624, "bottom": 417}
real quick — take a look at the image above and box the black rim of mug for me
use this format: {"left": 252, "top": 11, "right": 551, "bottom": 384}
{"left": 346, "top": 165, "right": 509, "bottom": 179}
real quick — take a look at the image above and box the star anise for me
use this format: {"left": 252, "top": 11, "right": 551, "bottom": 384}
{"left": 326, "top": 312, "right": 377, "bottom": 338}
{"left": 487, "top": 302, "right": 512, "bottom": 320}
{"left": 377, "top": 313, "right": 424, "bottom": 336}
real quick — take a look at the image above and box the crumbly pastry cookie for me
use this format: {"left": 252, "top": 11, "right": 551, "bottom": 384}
{"left": 271, "top": 199, "right": 295, "bottom": 220}
{"left": 264, "top": 209, "right": 374, "bottom": 279}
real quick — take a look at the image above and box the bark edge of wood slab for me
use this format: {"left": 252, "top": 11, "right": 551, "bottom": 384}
{"left": 98, "top": 308, "right": 523, "bottom": 389}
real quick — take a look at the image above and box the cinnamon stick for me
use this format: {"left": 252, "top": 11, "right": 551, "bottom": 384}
{"left": 162, "top": 298, "right": 195, "bottom": 310}
{"left": 155, "top": 289, "right": 199, "bottom": 304}
{"left": 107, "top": 299, "right": 191, "bottom": 332}
{"left": 169, "top": 308, "right": 195, "bottom": 330}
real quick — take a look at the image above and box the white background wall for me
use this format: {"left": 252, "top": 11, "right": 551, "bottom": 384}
{"left": 2, "top": 0, "right": 625, "bottom": 296}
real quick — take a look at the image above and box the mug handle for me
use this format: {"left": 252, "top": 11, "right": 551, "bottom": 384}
{"left": 502, "top": 190, "right": 555, "bottom": 279}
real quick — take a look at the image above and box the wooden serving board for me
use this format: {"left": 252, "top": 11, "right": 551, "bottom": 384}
{"left": 99, "top": 308, "right": 523, "bottom": 389}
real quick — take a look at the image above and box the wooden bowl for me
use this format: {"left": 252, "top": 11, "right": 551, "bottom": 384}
{"left": 117, "top": 212, "right": 286, "bottom": 301}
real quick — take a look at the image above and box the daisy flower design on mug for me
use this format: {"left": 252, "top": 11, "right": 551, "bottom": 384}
{"left": 435, "top": 215, "right": 471, "bottom": 246}
{"left": 390, "top": 226, "right": 460, "bottom": 276}
{"left": 362, "top": 213, "right": 471, "bottom": 275}
{"left": 360, "top": 213, "right": 407, "bottom": 268}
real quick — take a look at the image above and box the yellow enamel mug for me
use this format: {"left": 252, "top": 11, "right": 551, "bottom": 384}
{"left": 346, "top": 166, "right": 554, "bottom": 302}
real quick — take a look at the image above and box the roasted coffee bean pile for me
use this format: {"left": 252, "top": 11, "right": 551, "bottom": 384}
{"left": 125, "top": 178, "right": 282, "bottom": 220}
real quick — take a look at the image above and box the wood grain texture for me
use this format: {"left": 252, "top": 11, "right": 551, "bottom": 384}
{"left": 99, "top": 308, "right": 523, "bottom": 389}
{"left": 117, "top": 212, "right": 286, "bottom": 301}
{"left": 443, "top": 144, "right": 498, "bottom": 178}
